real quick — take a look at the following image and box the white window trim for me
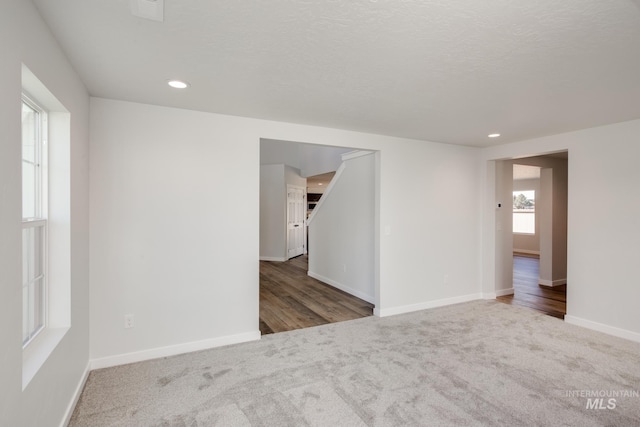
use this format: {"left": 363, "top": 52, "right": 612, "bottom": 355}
{"left": 21, "top": 64, "right": 71, "bottom": 390}
{"left": 22, "top": 95, "right": 49, "bottom": 349}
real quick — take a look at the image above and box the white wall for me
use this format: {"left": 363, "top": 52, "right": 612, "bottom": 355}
{"left": 308, "top": 153, "right": 376, "bottom": 303}
{"left": 494, "top": 160, "right": 514, "bottom": 295}
{"left": 298, "top": 144, "right": 350, "bottom": 177}
{"left": 260, "top": 165, "right": 286, "bottom": 261}
{"left": 261, "top": 138, "right": 350, "bottom": 177}
{"left": 482, "top": 120, "right": 640, "bottom": 342}
{"left": 90, "top": 97, "right": 482, "bottom": 364}
{"left": 90, "top": 99, "right": 261, "bottom": 364}
{"left": 0, "top": 1, "right": 90, "bottom": 426}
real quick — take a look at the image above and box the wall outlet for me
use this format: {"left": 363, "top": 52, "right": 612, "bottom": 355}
{"left": 124, "top": 314, "right": 134, "bottom": 329}
{"left": 444, "top": 274, "right": 449, "bottom": 285}
{"left": 342, "top": 264, "right": 347, "bottom": 272}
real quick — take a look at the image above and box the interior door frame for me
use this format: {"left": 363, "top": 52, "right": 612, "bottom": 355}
{"left": 286, "top": 184, "right": 306, "bottom": 259}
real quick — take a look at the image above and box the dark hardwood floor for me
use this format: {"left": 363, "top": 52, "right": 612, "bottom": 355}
{"left": 259, "top": 255, "right": 374, "bottom": 335}
{"left": 497, "top": 254, "right": 567, "bottom": 319}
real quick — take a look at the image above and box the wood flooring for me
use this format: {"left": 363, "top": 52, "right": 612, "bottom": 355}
{"left": 497, "top": 254, "right": 567, "bottom": 319}
{"left": 259, "top": 256, "right": 374, "bottom": 335}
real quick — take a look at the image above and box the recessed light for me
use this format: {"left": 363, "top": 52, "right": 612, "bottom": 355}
{"left": 488, "top": 133, "right": 501, "bottom": 138}
{"left": 167, "top": 80, "right": 190, "bottom": 89}
{"left": 318, "top": 183, "right": 323, "bottom": 186}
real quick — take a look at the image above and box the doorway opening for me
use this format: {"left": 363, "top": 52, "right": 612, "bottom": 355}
{"left": 493, "top": 151, "right": 568, "bottom": 319}
{"left": 259, "top": 139, "right": 376, "bottom": 334}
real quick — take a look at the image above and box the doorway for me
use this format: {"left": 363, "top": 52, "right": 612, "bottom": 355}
{"left": 286, "top": 185, "right": 306, "bottom": 259}
{"left": 259, "top": 139, "right": 376, "bottom": 334}
{"left": 493, "top": 151, "right": 568, "bottom": 319}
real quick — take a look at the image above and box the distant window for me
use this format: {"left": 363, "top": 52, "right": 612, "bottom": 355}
{"left": 513, "top": 190, "right": 535, "bottom": 234}
{"left": 22, "top": 95, "right": 48, "bottom": 347}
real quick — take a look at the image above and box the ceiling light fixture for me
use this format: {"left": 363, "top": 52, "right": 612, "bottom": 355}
{"left": 167, "top": 80, "right": 190, "bottom": 89}
{"left": 488, "top": 133, "right": 501, "bottom": 138}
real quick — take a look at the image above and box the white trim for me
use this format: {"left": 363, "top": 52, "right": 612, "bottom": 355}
{"left": 59, "top": 362, "right": 90, "bottom": 427}
{"left": 307, "top": 271, "right": 374, "bottom": 304}
{"left": 341, "top": 150, "right": 374, "bottom": 161}
{"left": 495, "top": 287, "right": 515, "bottom": 297}
{"left": 539, "top": 278, "right": 566, "bottom": 287}
{"left": 375, "top": 293, "right": 483, "bottom": 317}
{"left": 512, "top": 249, "right": 540, "bottom": 256}
{"left": 482, "top": 292, "right": 497, "bottom": 299}
{"left": 90, "top": 330, "right": 261, "bottom": 370}
{"left": 307, "top": 162, "right": 346, "bottom": 225}
{"left": 259, "top": 256, "right": 286, "bottom": 262}
{"left": 565, "top": 315, "right": 640, "bottom": 343}
{"left": 22, "top": 326, "right": 69, "bottom": 389}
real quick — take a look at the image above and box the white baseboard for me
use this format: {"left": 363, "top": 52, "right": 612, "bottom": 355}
{"left": 482, "top": 292, "right": 497, "bottom": 299}
{"left": 60, "top": 362, "right": 90, "bottom": 427}
{"left": 495, "top": 287, "right": 515, "bottom": 297}
{"left": 564, "top": 315, "right": 640, "bottom": 344}
{"left": 259, "top": 256, "right": 286, "bottom": 262}
{"left": 90, "top": 330, "right": 261, "bottom": 370}
{"left": 539, "top": 278, "right": 567, "bottom": 287}
{"left": 375, "top": 293, "right": 483, "bottom": 317}
{"left": 307, "top": 271, "right": 374, "bottom": 304}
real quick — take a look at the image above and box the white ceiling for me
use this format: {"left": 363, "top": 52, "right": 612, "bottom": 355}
{"left": 33, "top": 0, "right": 640, "bottom": 147}
{"left": 513, "top": 164, "right": 541, "bottom": 181}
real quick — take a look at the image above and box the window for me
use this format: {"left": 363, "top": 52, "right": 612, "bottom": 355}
{"left": 22, "top": 95, "right": 48, "bottom": 347}
{"left": 513, "top": 190, "right": 535, "bottom": 234}
{"left": 21, "top": 65, "right": 71, "bottom": 388}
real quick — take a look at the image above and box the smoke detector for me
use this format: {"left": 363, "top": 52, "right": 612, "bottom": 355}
{"left": 130, "top": 0, "right": 164, "bottom": 22}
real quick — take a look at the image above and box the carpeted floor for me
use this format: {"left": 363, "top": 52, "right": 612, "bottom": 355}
{"left": 70, "top": 301, "right": 640, "bottom": 426}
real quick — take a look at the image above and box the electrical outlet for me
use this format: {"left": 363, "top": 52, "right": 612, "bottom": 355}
{"left": 124, "top": 314, "right": 134, "bottom": 329}
{"left": 444, "top": 274, "right": 449, "bottom": 285}
{"left": 342, "top": 264, "right": 347, "bottom": 272}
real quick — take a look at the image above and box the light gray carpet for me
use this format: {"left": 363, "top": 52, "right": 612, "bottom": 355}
{"left": 70, "top": 301, "right": 640, "bottom": 426}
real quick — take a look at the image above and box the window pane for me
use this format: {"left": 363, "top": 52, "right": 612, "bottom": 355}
{"left": 33, "top": 225, "right": 43, "bottom": 279}
{"left": 28, "top": 281, "right": 35, "bottom": 337}
{"left": 22, "top": 228, "right": 29, "bottom": 284}
{"left": 513, "top": 191, "right": 535, "bottom": 234}
{"left": 33, "top": 277, "right": 45, "bottom": 333}
{"left": 22, "top": 161, "right": 36, "bottom": 218}
{"left": 22, "top": 102, "right": 39, "bottom": 219}
{"left": 24, "top": 227, "right": 35, "bottom": 281}
{"left": 22, "top": 285, "right": 29, "bottom": 344}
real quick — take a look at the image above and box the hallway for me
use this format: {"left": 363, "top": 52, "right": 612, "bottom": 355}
{"left": 259, "top": 256, "right": 374, "bottom": 334}
{"left": 497, "top": 255, "right": 567, "bottom": 319}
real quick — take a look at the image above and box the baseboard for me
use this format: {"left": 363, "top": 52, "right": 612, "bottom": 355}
{"left": 565, "top": 315, "right": 640, "bottom": 344}
{"left": 259, "top": 256, "right": 286, "bottom": 262}
{"left": 375, "top": 293, "right": 483, "bottom": 317}
{"left": 90, "top": 330, "right": 261, "bottom": 370}
{"left": 307, "top": 271, "right": 374, "bottom": 304}
{"left": 60, "top": 361, "right": 90, "bottom": 427}
{"left": 513, "top": 250, "right": 540, "bottom": 257}
{"left": 539, "top": 278, "right": 567, "bottom": 287}
{"left": 482, "top": 292, "right": 497, "bottom": 299}
{"left": 495, "top": 287, "right": 515, "bottom": 297}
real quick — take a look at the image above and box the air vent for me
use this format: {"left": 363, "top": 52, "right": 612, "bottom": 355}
{"left": 130, "top": 0, "right": 164, "bottom": 22}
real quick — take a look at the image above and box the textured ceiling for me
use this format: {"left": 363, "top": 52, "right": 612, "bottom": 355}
{"left": 33, "top": 0, "right": 640, "bottom": 147}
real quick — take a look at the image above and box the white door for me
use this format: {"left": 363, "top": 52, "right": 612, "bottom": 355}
{"left": 287, "top": 185, "right": 306, "bottom": 259}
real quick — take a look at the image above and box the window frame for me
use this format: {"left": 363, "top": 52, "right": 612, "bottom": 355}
{"left": 21, "top": 93, "right": 49, "bottom": 349}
